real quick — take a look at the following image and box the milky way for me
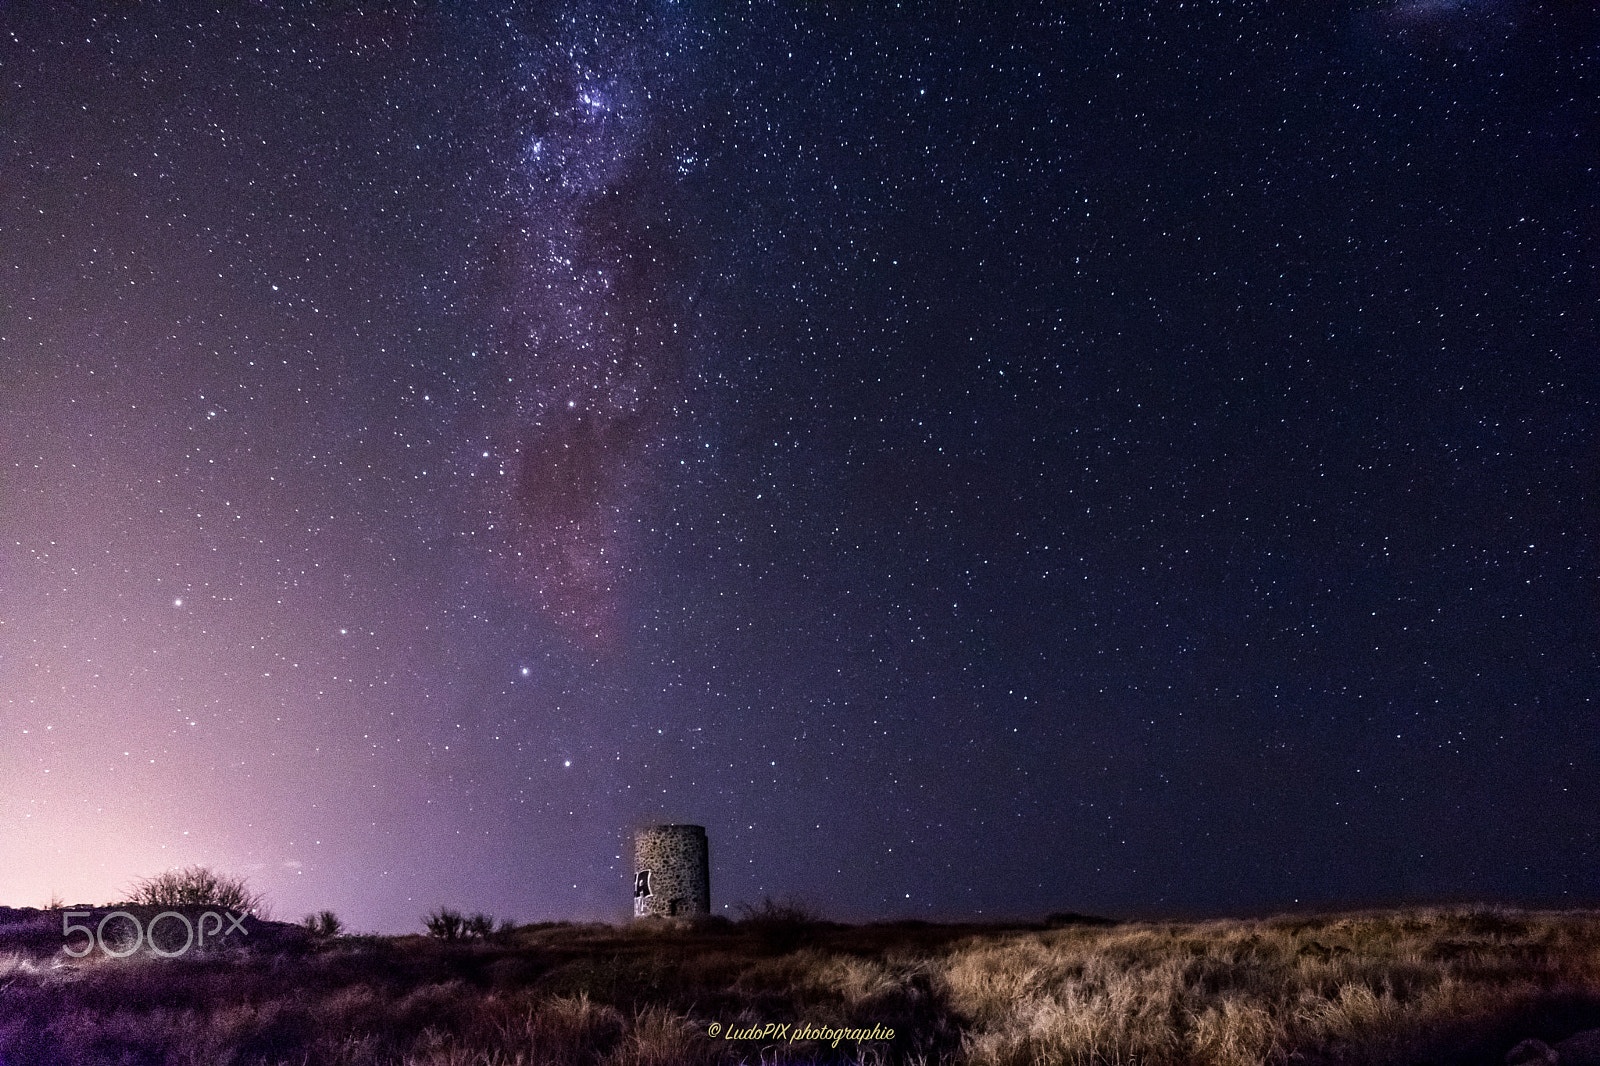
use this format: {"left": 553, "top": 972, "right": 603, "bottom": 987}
{"left": 475, "top": 7, "right": 696, "bottom": 645}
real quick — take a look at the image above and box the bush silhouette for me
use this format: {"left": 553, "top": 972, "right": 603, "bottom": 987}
{"left": 734, "top": 896, "right": 825, "bottom": 953}
{"left": 301, "top": 910, "right": 343, "bottom": 938}
{"left": 128, "top": 865, "right": 266, "bottom": 915}
{"left": 425, "top": 907, "right": 462, "bottom": 940}
{"left": 423, "top": 907, "right": 501, "bottom": 941}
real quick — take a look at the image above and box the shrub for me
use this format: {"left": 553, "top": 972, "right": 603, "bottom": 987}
{"left": 128, "top": 865, "right": 266, "bottom": 915}
{"left": 734, "top": 896, "right": 819, "bottom": 926}
{"left": 424, "top": 908, "right": 502, "bottom": 941}
{"left": 424, "top": 907, "right": 464, "bottom": 940}
{"left": 734, "top": 896, "right": 824, "bottom": 954}
{"left": 302, "top": 910, "right": 343, "bottom": 938}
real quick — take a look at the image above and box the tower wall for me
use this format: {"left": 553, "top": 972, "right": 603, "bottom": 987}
{"left": 633, "top": 824, "right": 709, "bottom": 919}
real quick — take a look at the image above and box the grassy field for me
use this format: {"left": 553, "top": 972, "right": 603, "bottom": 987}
{"left": 2, "top": 905, "right": 1599, "bottom": 1065}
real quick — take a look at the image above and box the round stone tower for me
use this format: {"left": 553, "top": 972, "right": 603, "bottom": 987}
{"left": 632, "top": 824, "right": 710, "bottom": 919}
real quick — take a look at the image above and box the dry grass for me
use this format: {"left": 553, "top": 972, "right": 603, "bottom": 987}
{"left": 941, "top": 908, "right": 1600, "bottom": 1066}
{"left": 0, "top": 906, "right": 1597, "bottom": 1065}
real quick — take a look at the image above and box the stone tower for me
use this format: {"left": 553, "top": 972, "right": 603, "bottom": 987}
{"left": 632, "top": 824, "right": 710, "bottom": 919}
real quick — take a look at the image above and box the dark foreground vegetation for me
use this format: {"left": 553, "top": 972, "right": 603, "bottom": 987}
{"left": 2, "top": 904, "right": 1600, "bottom": 1064}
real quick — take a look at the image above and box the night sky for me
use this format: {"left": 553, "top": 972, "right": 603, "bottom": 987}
{"left": 1, "top": 1, "right": 1594, "bottom": 933}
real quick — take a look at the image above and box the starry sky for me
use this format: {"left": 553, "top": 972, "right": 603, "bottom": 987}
{"left": 0, "top": 1, "right": 1594, "bottom": 932}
